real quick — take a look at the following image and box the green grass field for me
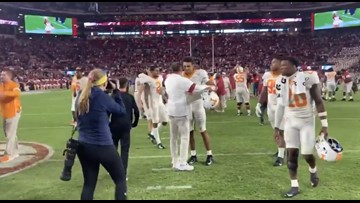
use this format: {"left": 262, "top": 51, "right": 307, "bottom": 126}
{"left": 0, "top": 90, "right": 360, "bottom": 200}
{"left": 25, "top": 15, "right": 73, "bottom": 35}
{"left": 314, "top": 9, "right": 360, "bottom": 30}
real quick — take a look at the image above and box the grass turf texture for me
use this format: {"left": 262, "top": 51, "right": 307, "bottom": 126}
{"left": 0, "top": 90, "right": 359, "bottom": 200}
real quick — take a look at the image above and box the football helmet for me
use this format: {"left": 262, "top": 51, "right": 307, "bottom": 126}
{"left": 203, "top": 91, "right": 219, "bottom": 109}
{"left": 315, "top": 135, "right": 343, "bottom": 162}
{"left": 234, "top": 65, "right": 244, "bottom": 73}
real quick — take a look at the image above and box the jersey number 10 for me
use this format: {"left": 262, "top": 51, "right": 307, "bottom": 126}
{"left": 289, "top": 89, "right": 307, "bottom": 108}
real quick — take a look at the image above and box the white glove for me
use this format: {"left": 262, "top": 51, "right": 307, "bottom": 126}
{"left": 255, "top": 103, "right": 262, "bottom": 118}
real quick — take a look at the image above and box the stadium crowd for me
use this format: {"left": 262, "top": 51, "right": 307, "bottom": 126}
{"left": 0, "top": 29, "right": 359, "bottom": 91}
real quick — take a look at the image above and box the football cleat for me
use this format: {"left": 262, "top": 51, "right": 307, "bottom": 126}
{"left": 205, "top": 155, "right": 214, "bottom": 166}
{"left": 157, "top": 143, "right": 166, "bottom": 149}
{"left": 148, "top": 133, "right": 157, "bottom": 145}
{"left": 310, "top": 172, "right": 319, "bottom": 187}
{"left": 284, "top": 187, "right": 300, "bottom": 198}
{"left": 273, "top": 157, "right": 283, "bottom": 167}
{"left": 187, "top": 156, "right": 198, "bottom": 165}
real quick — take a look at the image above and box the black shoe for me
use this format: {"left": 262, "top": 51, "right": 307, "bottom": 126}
{"left": 341, "top": 98, "right": 346, "bottom": 101}
{"left": 60, "top": 171, "right": 71, "bottom": 181}
{"left": 349, "top": 98, "right": 354, "bottom": 101}
{"left": 148, "top": 134, "right": 157, "bottom": 145}
{"left": 187, "top": 155, "right": 198, "bottom": 165}
{"left": 310, "top": 172, "right": 319, "bottom": 187}
{"left": 273, "top": 157, "right": 283, "bottom": 167}
{"left": 321, "top": 97, "right": 327, "bottom": 101}
{"left": 157, "top": 143, "right": 166, "bottom": 149}
{"left": 330, "top": 98, "right": 336, "bottom": 102}
{"left": 284, "top": 187, "right": 300, "bottom": 198}
{"left": 205, "top": 155, "right": 214, "bottom": 166}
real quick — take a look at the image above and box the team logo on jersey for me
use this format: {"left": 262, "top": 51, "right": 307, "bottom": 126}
{"left": 276, "top": 84, "right": 281, "bottom": 91}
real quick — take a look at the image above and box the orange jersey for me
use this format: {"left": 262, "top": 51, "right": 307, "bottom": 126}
{"left": 71, "top": 76, "right": 76, "bottom": 93}
{"left": 0, "top": 81, "right": 21, "bottom": 119}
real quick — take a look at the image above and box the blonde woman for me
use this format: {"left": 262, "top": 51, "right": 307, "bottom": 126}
{"left": 76, "top": 69, "right": 127, "bottom": 200}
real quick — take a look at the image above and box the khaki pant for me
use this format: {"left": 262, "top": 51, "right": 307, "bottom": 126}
{"left": 214, "top": 95, "right": 227, "bottom": 112}
{"left": 169, "top": 116, "right": 190, "bottom": 166}
{"left": 3, "top": 112, "right": 21, "bottom": 156}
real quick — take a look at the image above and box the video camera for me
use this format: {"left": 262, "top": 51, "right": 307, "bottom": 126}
{"left": 105, "top": 78, "right": 118, "bottom": 94}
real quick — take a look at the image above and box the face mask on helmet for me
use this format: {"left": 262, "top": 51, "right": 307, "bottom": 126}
{"left": 315, "top": 136, "right": 343, "bottom": 162}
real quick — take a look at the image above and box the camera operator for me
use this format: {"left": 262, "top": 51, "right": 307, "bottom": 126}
{"left": 110, "top": 77, "right": 139, "bottom": 180}
{"left": 75, "top": 69, "right": 127, "bottom": 200}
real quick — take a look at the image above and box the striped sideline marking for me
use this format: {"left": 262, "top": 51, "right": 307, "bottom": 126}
{"left": 147, "top": 185, "right": 192, "bottom": 190}
{"left": 0, "top": 142, "right": 54, "bottom": 178}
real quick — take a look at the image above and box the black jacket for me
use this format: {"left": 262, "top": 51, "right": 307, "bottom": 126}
{"left": 110, "top": 90, "right": 139, "bottom": 131}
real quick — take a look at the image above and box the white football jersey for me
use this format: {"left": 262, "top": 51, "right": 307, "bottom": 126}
{"left": 262, "top": 72, "right": 281, "bottom": 108}
{"left": 134, "top": 77, "right": 141, "bottom": 92}
{"left": 234, "top": 72, "right": 248, "bottom": 89}
{"left": 325, "top": 71, "right": 336, "bottom": 84}
{"left": 183, "top": 69, "right": 209, "bottom": 103}
{"left": 183, "top": 69, "right": 209, "bottom": 85}
{"left": 276, "top": 71, "right": 320, "bottom": 118}
{"left": 138, "top": 73, "right": 164, "bottom": 107}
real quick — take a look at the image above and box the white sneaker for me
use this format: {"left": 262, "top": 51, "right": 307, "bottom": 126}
{"left": 176, "top": 163, "right": 194, "bottom": 171}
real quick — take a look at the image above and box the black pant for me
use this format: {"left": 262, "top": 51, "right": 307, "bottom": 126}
{"left": 77, "top": 143, "right": 127, "bottom": 200}
{"left": 111, "top": 127, "right": 131, "bottom": 177}
{"left": 253, "top": 83, "right": 259, "bottom": 96}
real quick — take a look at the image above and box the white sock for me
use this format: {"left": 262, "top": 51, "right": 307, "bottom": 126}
{"left": 309, "top": 166, "right": 317, "bottom": 173}
{"left": 350, "top": 96, "right": 353, "bottom": 99}
{"left": 152, "top": 128, "right": 161, "bottom": 144}
{"left": 191, "top": 150, "right": 197, "bottom": 156}
{"left": 207, "top": 150, "right": 212, "bottom": 156}
{"left": 278, "top": 148, "right": 285, "bottom": 158}
{"left": 291, "top": 179, "right": 299, "bottom": 187}
{"left": 247, "top": 109, "right": 251, "bottom": 114}
{"left": 237, "top": 109, "right": 241, "bottom": 114}
{"left": 157, "top": 123, "right": 163, "bottom": 132}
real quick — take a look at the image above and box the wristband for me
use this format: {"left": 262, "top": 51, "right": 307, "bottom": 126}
{"left": 320, "top": 119, "right": 328, "bottom": 127}
{"left": 318, "top": 112, "right": 327, "bottom": 117}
